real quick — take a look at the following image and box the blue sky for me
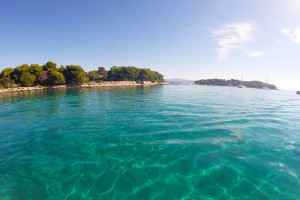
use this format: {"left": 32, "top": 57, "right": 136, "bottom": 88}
{"left": 0, "top": 0, "right": 300, "bottom": 90}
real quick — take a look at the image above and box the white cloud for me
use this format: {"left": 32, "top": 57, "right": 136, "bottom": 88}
{"left": 247, "top": 51, "right": 263, "bottom": 57}
{"left": 213, "top": 23, "right": 254, "bottom": 59}
{"left": 282, "top": 28, "right": 300, "bottom": 43}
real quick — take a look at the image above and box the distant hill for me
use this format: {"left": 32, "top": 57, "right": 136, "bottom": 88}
{"left": 165, "top": 78, "right": 194, "bottom": 85}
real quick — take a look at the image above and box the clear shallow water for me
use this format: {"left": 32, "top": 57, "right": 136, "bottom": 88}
{"left": 0, "top": 85, "right": 299, "bottom": 200}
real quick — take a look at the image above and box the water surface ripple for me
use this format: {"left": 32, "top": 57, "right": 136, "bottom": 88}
{"left": 0, "top": 85, "right": 300, "bottom": 199}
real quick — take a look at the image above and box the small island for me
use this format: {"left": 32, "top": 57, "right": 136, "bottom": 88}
{"left": 194, "top": 78, "right": 277, "bottom": 90}
{"left": 0, "top": 61, "right": 165, "bottom": 93}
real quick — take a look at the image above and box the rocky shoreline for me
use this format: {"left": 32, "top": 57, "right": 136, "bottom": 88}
{"left": 0, "top": 81, "right": 168, "bottom": 94}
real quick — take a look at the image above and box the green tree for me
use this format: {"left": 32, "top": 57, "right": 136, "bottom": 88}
{"left": 48, "top": 70, "right": 65, "bottom": 85}
{"left": 1, "top": 68, "right": 14, "bottom": 78}
{"left": 10, "top": 64, "right": 31, "bottom": 84}
{"left": 97, "top": 67, "right": 108, "bottom": 79}
{"left": 107, "top": 66, "right": 164, "bottom": 82}
{"left": 121, "top": 66, "right": 140, "bottom": 81}
{"left": 137, "top": 68, "right": 152, "bottom": 81}
{"left": 87, "top": 70, "right": 100, "bottom": 81}
{"left": 64, "top": 65, "right": 88, "bottom": 84}
{"left": 58, "top": 65, "right": 66, "bottom": 74}
{"left": 107, "top": 66, "right": 123, "bottom": 81}
{"left": 20, "top": 72, "right": 36, "bottom": 87}
{"left": 0, "top": 78, "right": 13, "bottom": 88}
{"left": 20, "top": 64, "right": 30, "bottom": 72}
{"left": 43, "top": 61, "right": 57, "bottom": 71}
{"left": 30, "top": 64, "right": 43, "bottom": 77}
{"left": 157, "top": 72, "right": 164, "bottom": 83}
{"left": 11, "top": 66, "right": 22, "bottom": 83}
{"left": 150, "top": 71, "right": 164, "bottom": 83}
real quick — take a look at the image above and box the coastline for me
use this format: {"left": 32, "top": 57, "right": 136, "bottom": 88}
{"left": 0, "top": 81, "right": 168, "bottom": 94}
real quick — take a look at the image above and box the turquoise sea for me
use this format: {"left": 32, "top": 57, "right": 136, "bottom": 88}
{"left": 0, "top": 85, "right": 299, "bottom": 200}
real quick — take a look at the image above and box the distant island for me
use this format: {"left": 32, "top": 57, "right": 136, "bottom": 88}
{"left": 194, "top": 78, "right": 277, "bottom": 90}
{"left": 0, "top": 61, "right": 165, "bottom": 91}
{"left": 165, "top": 78, "right": 194, "bottom": 85}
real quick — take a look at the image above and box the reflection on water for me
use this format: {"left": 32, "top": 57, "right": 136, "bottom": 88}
{"left": 0, "top": 85, "right": 299, "bottom": 199}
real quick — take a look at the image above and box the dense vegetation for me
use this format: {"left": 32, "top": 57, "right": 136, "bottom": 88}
{"left": 194, "top": 78, "right": 277, "bottom": 89}
{"left": 0, "top": 61, "right": 164, "bottom": 89}
{"left": 107, "top": 66, "right": 164, "bottom": 83}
